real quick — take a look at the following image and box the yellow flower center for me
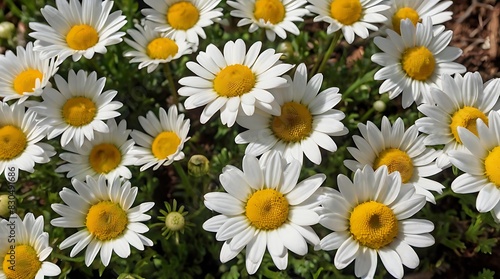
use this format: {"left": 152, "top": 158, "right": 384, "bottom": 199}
{"left": 0, "top": 125, "right": 27, "bottom": 161}
{"left": 89, "top": 143, "right": 122, "bottom": 174}
{"left": 484, "top": 146, "right": 500, "bottom": 188}
{"left": 3, "top": 244, "right": 41, "bottom": 279}
{"left": 66, "top": 24, "right": 99, "bottom": 50}
{"left": 330, "top": 0, "right": 363, "bottom": 26}
{"left": 62, "top": 97, "right": 97, "bottom": 127}
{"left": 146, "top": 37, "right": 179, "bottom": 59}
{"left": 253, "top": 0, "right": 286, "bottom": 24}
{"left": 271, "top": 102, "right": 313, "bottom": 143}
{"left": 450, "top": 106, "right": 488, "bottom": 144}
{"left": 373, "top": 148, "right": 414, "bottom": 183}
{"left": 349, "top": 201, "right": 399, "bottom": 249}
{"left": 151, "top": 131, "right": 181, "bottom": 159}
{"left": 401, "top": 46, "right": 436, "bottom": 81}
{"left": 391, "top": 7, "right": 420, "bottom": 34}
{"left": 166, "top": 1, "right": 200, "bottom": 30}
{"left": 13, "top": 69, "right": 43, "bottom": 95}
{"left": 213, "top": 65, "right": 256, "bottom": 97}
{"left": 245, "top": 189, "right": 289, "bottom": 230}
{"left": 86, "top": 201, "right": 128, "bottom": 241}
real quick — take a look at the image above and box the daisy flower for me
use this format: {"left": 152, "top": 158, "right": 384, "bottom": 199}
{"left": 203, "top": 151, "right": 326, "bottom": 274}
{"left": 306, "top": 0, "right": 389, "bottom": 44}
{"left": 51, "top": 176, "right": 155, "bottom": 267}
{"left": 124, "top": 22, "right": 193, "bottom": 73}
{"left": 0, "top": 42, "right": 58, "bottom": 103}
{"left": 227, "top": 0, "right": 309, "bottom": 41}
{"left": 0, "top": 213, "right": 61, "bottom": 279}
{"left": 344, "top": 116, "right": 444, "bottom": 203}
{"left": 415, "top": 72, "right": 500, "bottom": 168}
{"left": 178, "top": 39, "right": 293, "bottom": 127}
{"left": 29, "top": 0, "right": 127, "bottom": 62}
{"left": 318, "top": 166, "right": 434, "bottom": 278}
{"left": 130, "top": 105, "right": 190, "bottom": 171}
{"left": 0, "top": 102, "right": 55, "bottom": 176}
{"left": 371, "top": 17, "right": 466, "bottom": 108}
{"left": 141, "top": 0, "right": 222, "bottom": 47}
{"left": 30, "top": 69, "right": 123, "bottom": 148}
{"left": 55, "top": 119, "right": 137, "bottom": 181}
{"left": 235, "top": 63, "right": 347, "bottom": 165}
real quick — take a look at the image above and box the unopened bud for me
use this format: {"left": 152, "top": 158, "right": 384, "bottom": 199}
{"left": 277, "top": 42, "right": 294, "bottom": 59}
{"left": 0, "top": 22, "right": 15, "bottom": 39}
{"left": 373, "top": 100, "right": 386, "bottom": 112}
{"left": 165, "top": 212, "right": 185, "bottom": 232}
{"left": 188, "top": 155, "right": 209, "bottom": 177}
{"left": 0, "top": 194, "right": 10, "bottom": 218}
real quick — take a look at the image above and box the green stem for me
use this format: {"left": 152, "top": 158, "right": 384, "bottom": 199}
{"left": 358, "top": 107, "right": 375, "bottom": 123}
{"left": 312, "top": 32, "right": 343, "bottom": 75}
{"left": 164, "top": 63, "right": 178, "bottom": 105}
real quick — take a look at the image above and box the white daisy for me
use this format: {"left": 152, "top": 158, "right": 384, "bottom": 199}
{"left": 130, "top": 105, "right": 190, "bottom": 171}
{"left": 124, "top": 22, "right": 193, "bottom": 73}
{"left": 306, "top": 0, "right": 389, "bottom": 44}
{"left": 415, "top": 72, "right": 500, "bottom": 168}
{"left": 30, "top": 69, "right": 123, "bottom": 148}
{"left": 0, "top": 42, "right": 58, "bottom": 103}
{"left": 178, "top": 39, "right": 294, "bottom": 127}
{"left": 344, "top": 116, "right": 444, "bottom": 203}
{"left": 51, "top": 175, "right": 155, "bottom": 267}
{"left": 227, "top": 0, "right": 309, "bottom": 41}
{"left": 142, "top": 0, "right": 223, "bottom": 47}
{"left": 449, "top": 111, "right": 500, "bottom": 222}
{"left": 0, "top": 102, "right": 55, "bottom": 176}
{"left": 372, "top": 17, "right": 465, "bottom": 108}
{"left": 29, "top": 0, "right": 127, "bottom": 62}
{"left": 55, "top": 119, "right": 137, "bottom": 181}
{"left": 203, "top": 151, "right": 326, "bottom": 274}
{"left": 0, "top": 213, "right": 61, "bottom": 279}
{"left": 318, "top": 166, "right": 434, "bottom": 278}
{"left": 235, "top": 63, "right": 347, "bottom": 165}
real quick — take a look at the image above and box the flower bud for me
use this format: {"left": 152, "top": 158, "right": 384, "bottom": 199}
{"left": 373, "top": 100, "right": 386, "bottom": 112}
{"left": 165, "top": 211, "right": 185, "bottom": 232}
{"left": 0, "top": 194, "right": 11, "bottom": 218}
{"left": 188, "top": 155, "right": 209, "bottom": 177}
{"left": 0, "top": 22, "right": 15, "bottom": 39}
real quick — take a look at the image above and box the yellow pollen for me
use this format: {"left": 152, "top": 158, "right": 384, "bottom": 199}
{"left": 392, "top": 7, "right": 420, "bottom": 34}
{"left": 62, "top": 97, "right": 97, "bottom": 127}
{"left": 66, "top": 24, "right": 99, "bottom": 50}
{"left": 450, "top": 106, "right": 488, "bottom": 144}
{"left": 166, "top": 2, "right": 200, "bottom": 30}
{"left": 349, "top": 201, "right": 399, "bottom": 249}
{"left": 213, "top": 65, "right": 256, "bottom": 97}
{"left": 86, "top": 201, "right": 128, "bottom": 241}
{"left": 271, "top": 102, "right": 313, "bottom": 143}
{"left": 3, "top": 244, "right": 41, "bottom": 279}
{"left": 151, "top": 131, "right": 181, "bottom": 159}
{"left": 89, "top": 143, "right": 122, "bottom": 174}
{"left": 330, "top": 0, "right": 363, "bottom": 26}
{"left": 401, "top": 46, "right": 436, "bottom": 81}
{"left": 0, "top": 125, "right": 27, "bottom": 161}
{"left": 146, "top": 37, "right": 179, "bottom": 59}
{"left": 253, "top": 0, "right": 286, "bottom": 24}
{"left": 484, "top": 146, "right": 500, "bottom": 188}
{"left": 373, "top": 148, "right": 414, "bottom": 183}
{"left": 13, "top": 69, "right": 43, "bottom": 95}
{"left": 245, "top": 189, "right": 289, "bottom": 230}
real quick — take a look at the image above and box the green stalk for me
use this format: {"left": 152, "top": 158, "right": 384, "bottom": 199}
{"left": 164, "top": 63, "right": 178, "bottom": 105}
{"left": 312, "top": 32, "right": 343, "bottom": 75}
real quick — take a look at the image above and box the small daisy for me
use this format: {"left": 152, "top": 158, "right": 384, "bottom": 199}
{"left": 203, "top": 151, "right": 326, "bottom": 274}
{"left": 30, "top": 69, "right": 123, "bottom": 148}
{"left": 227, "top": 0, "right": 309, "bottom": 41}
{"left": 0, "top": 102, "right": 55, "bottom": 176}
{"left": 384, "top": 0, "right": 453, "bottom": 34}
{"left": 124, "top": 22, "right": 193, "bottom": 73}
{"left": 449, "top": 111, "right": 500, "bottom": 222}
{"left": 178, "top": 39, "right": 293, "bottom": 127}
{"left": 142, "top": 0, "right": 223, "bottom": 47}
{"left": 415, "top": 72, "right": 500, "bottom": 168}
{"left": 306, "top": 0, "right": 389, "bottom": 44}
{"left": 51, "top": 176, "right": 155, "bottom": 267}
{"left": 0, "top": 42, "right": 58, "bottom": 103}
{"left": 0, "top": 213, "right": 61, "bottom": 279}
{"left": 318, "top": 166, "right": 434, "bottom": 278}
{"left": 372, "top": 17, "right": 466, "bottom": 108}
{"left": 344, "top": 116, "right": 444, "bottom": 203}
{"left": 130, "top": 105, "right": 190, "bottom": 171}
{"left": 235, "top": 63, "right": 347, "bottom": 165}
{"left": 55, "top": 119, "right": 137, "bottom": 181}
{"left": 29, "top": 0, "right": 127, "bottom": 62}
